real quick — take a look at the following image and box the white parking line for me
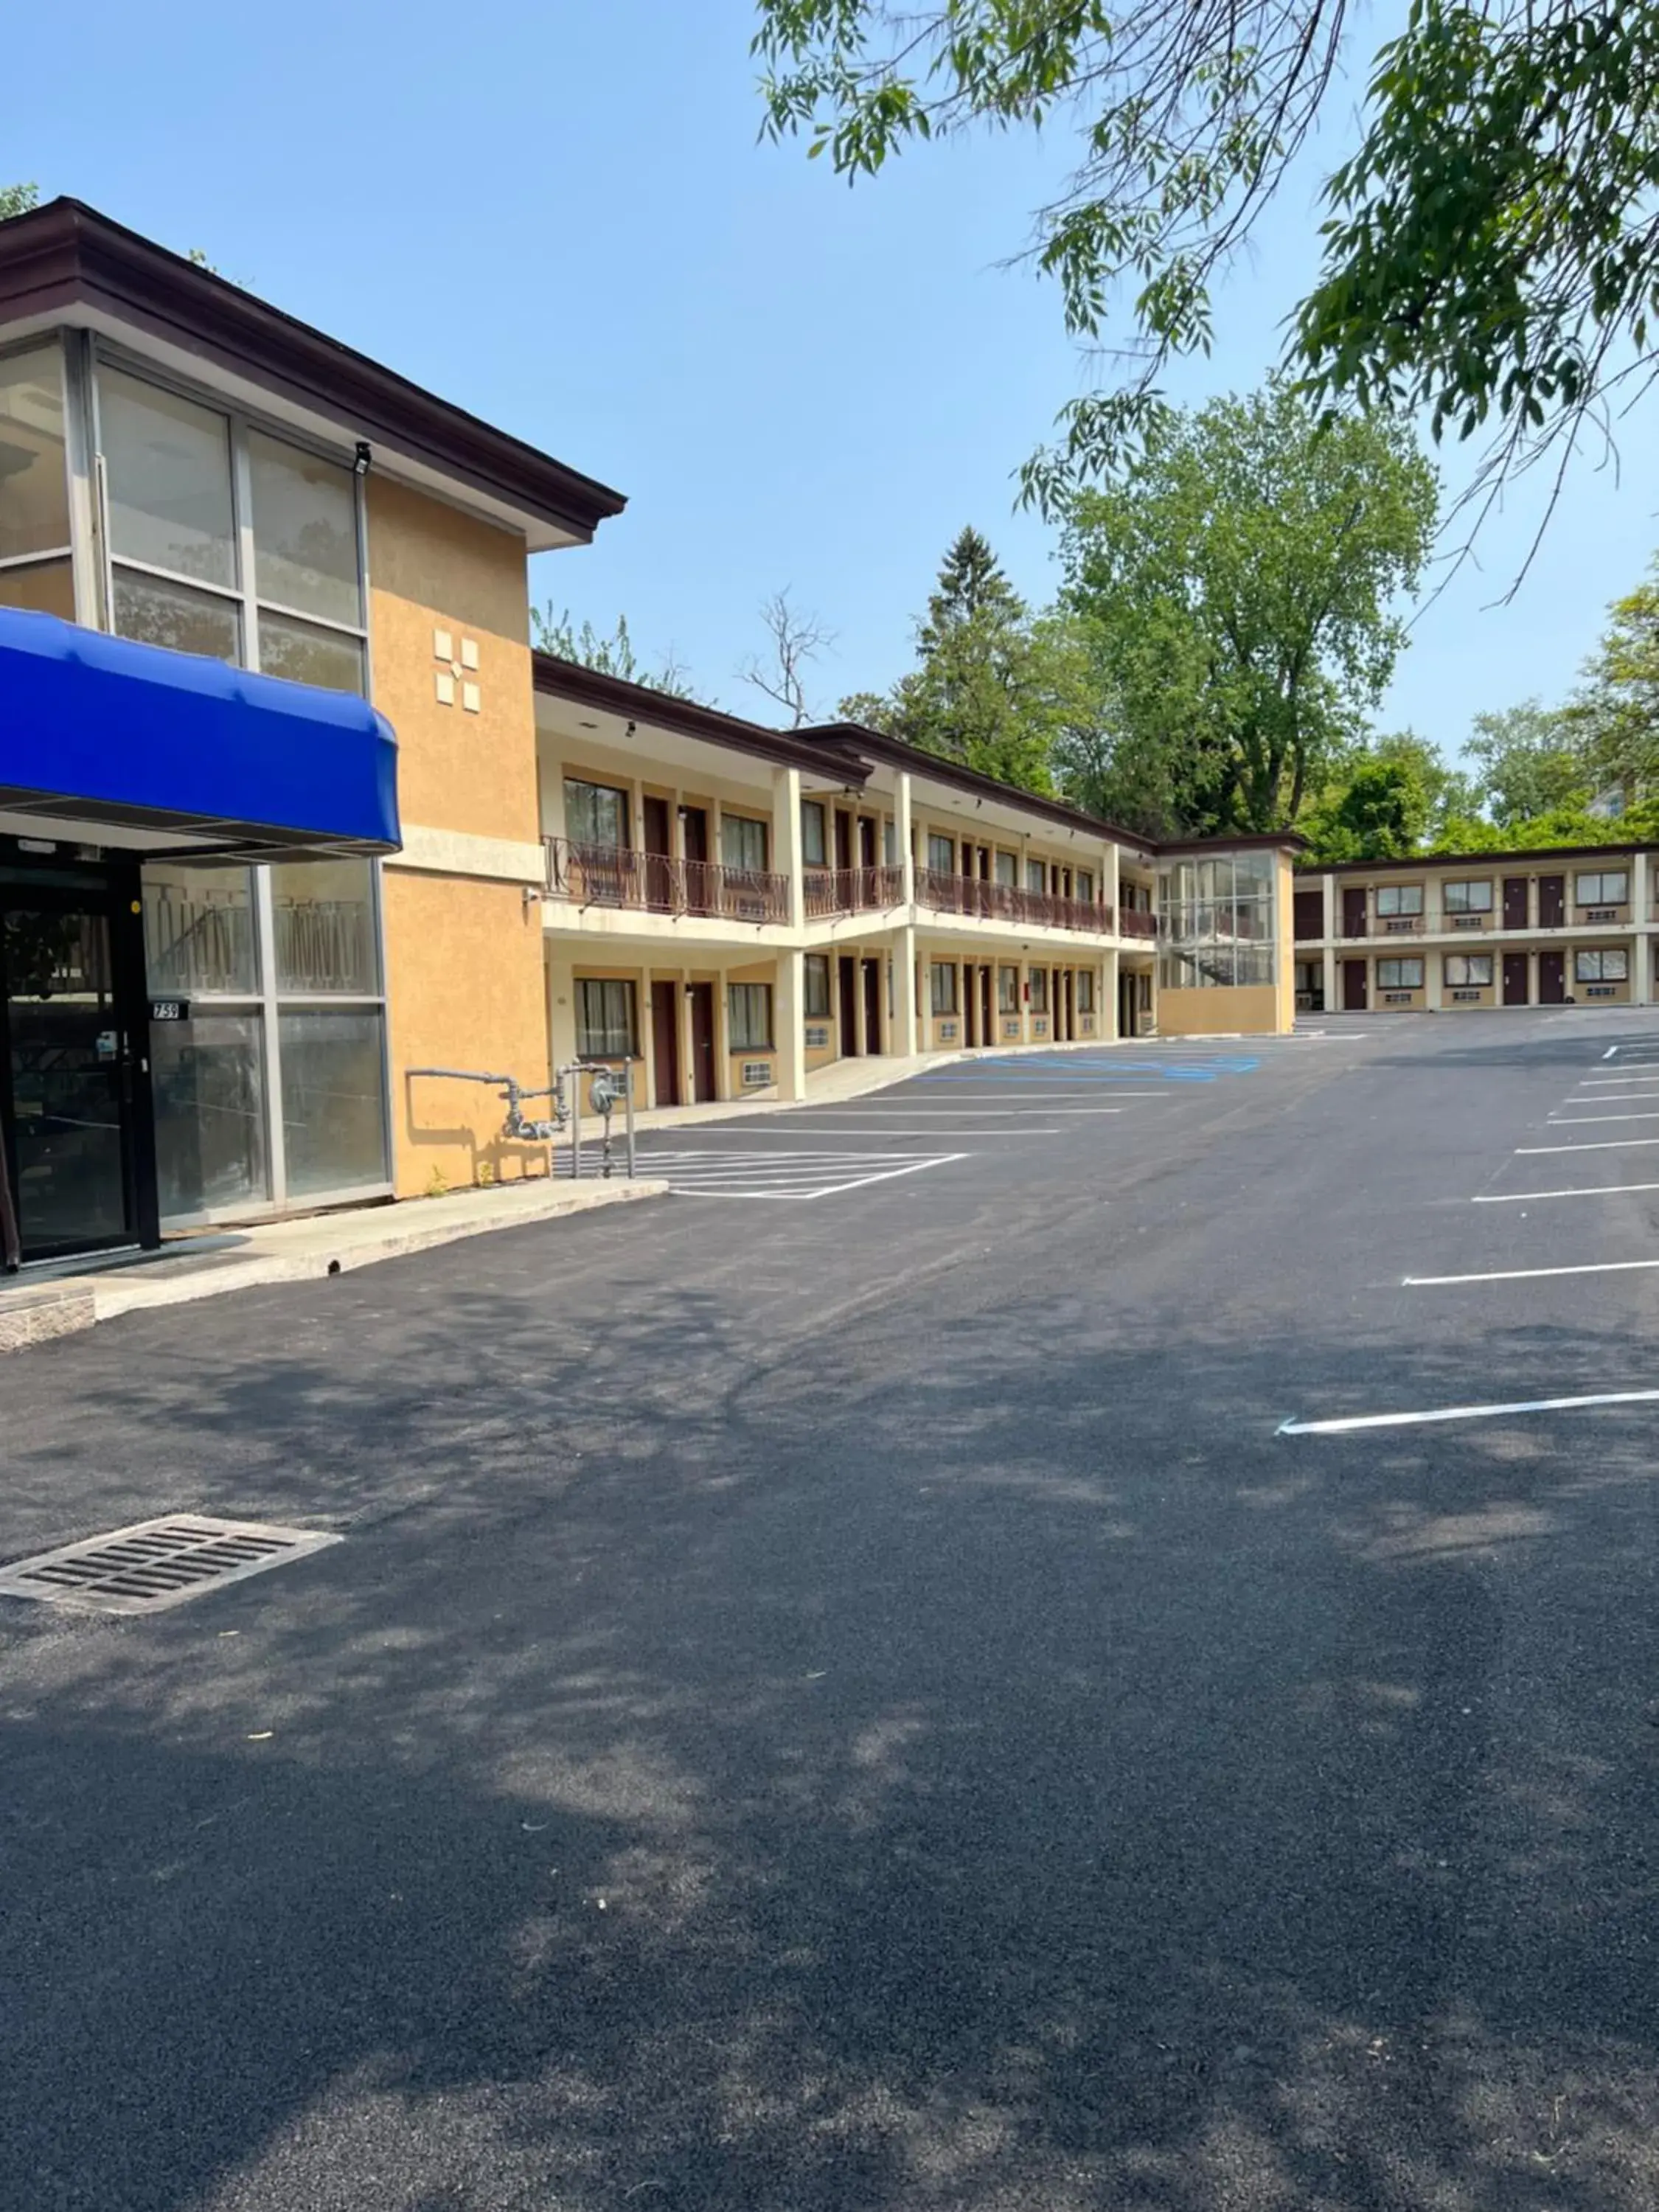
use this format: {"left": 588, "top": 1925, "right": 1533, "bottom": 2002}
{"left": 1517, "top": 1135, "right": 1659, "bottom": 1153}
{"left": 699, "top": 1121, "right": 1065, "bottom": 1135}
{"left": 613, "top": 1147, "right": 973, "bottom": 1201}
{"left": 1280, "top": 1388, "right": 1659, "bottom": 1435}
{"left": 1404, "top": 1259, "right": 1659, "bottom": 1285}
{"left": 1605, "top": 1044, "right": 1621, "bottom": 1059}
{"left": 1548, "top": 1109, "right": 1659, "bottom": 1123}
{"left": 1474, "top": 1180, "right": 1659, "bottom": 1203}
{"left": 1574, "top": 1075, "right": 1659, "bottom": 1086}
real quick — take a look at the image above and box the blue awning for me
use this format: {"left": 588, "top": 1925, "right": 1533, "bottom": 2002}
{"left": 0, "top": 608, "right": 400, "bottom": 857}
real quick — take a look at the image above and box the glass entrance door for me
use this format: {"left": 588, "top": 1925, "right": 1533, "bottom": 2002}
{"left": 0, "top": 891, "right": 142, "bottom": 1265}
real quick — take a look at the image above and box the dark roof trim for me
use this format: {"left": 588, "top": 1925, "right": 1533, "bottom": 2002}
{"left": 534, "top": 655, "right": 870, "bottom": 780}
{"left": 1301, "top": 841, "right": 1644, "bottom": 874}
{"left": 0, "top": 199, "right": 626, "bottom": 544}
{"left": 799, "top": 723, "right": 1157, "bottom": 853}
{"left": 1161, "top": 831, "right": 1310, "bottom": 857}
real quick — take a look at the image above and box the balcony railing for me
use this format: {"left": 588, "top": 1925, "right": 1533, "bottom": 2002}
{"left": 804, "top": 864, "right": 905, "bottom": 917}
{"left": 915, "top": 866, "right": 1121, "bottom": 935}
{"left": 546, "top": 838, "right": 791, "bottom": 925}
{"left": 1119, "top": 908, "right": 1158, "bottom": 940}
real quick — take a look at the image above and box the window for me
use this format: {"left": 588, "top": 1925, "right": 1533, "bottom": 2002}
{"left": 800, "top": 801, "right": 826, "bottom": 865}
{"left": 1576, "top": 948, "right": 1629, "bottom": 982}
{"left": 143, "top": 863, "right": 257, "bottom": 995}
{"left": 995, "top": 851, "right": 1018, "bottom": 886}
{"left": 565, "top": 779, "right": 629, "bottom": 849}
{"left": 1575, "top": 871, "right": 1629, "bottom": 906}
{"left": 1077, "top": 969, "right": 1096, "bottom": 1012}
{"left": 576, "top": 978, "right": 637, "bottom": 1057}
{"left": 1155, "top": 853, "right": 1279, "bottom": 989}
{"left": 1026, "top": 858, "right": 1046, "bottom": 894}
{"left": 0, "top": 342, "right": 72, "bottom": 616}
{"left": 883, "top": 819, "right": 897, "bottom": 866}
{"left": 1376, "top": 884, "right": 1423, "bottom": 917}
{"left": 153, "top": 1011, "right": 269, "bottom": 1215}
{"left": 720, "top": 815, "right": 768, "bottom": 873}
{"left": 930, "top": 963, "right": 959, "bottom": 1015}
{"left": 1443, "top": 880, "right": 1493, "bottom": 914}
{"left": 1377, "top": 958, "right": 1424, "bottom": 989}
{"left": 804, "top": 953, "right": 831, "bottom": 1018}
{"left": 928, "top": 833, "right": 957, "bottom": 876}
{"left": 728, "top": 981, "right": 773, "bottom": 1048}
{"left": 1028, "top": 967, "right": 1049, "bottom": 1013}
{"left": 277, "top": 1010, "right": 389, "bottom": 1196}
{"left": 1444, "top": 953, "right": 1493, "bottom": 987}
{"left": 1076, "top": 869, "right": 1095, "bottom": 902}
{"left": 271, "top": 858, "right": 378, "bottom": 994}
{"left": 998, "top": 964, "right": 1020, "bottom": 1014}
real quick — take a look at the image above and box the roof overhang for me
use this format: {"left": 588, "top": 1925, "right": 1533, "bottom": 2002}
{"left": 0, "top": 610, "right": 400, "bottom": 859}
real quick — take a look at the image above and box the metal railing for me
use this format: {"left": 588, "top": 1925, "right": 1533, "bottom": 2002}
{"left": 546, "top": 838, "right": 791, "bottom": 925}
{"left": 914, "top": 866, "right": 1120, "bottom": 935}
{"left": 804, "top": 863, "right": 905, "bottom": 917}
{"left": 1119, "top": 907, "right": 1158, "bottom": 939}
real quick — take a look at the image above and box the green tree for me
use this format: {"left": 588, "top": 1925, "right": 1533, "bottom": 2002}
{"left": 846, "top": 527, "right": 1090, "bottom": 793}
{"left": 1568, "top": 565, "right": 1659, "bottom": 801}
{"left": 1299, "top": 759, "right": 1429, "bottom": 862}
{"left": 0, "top": 183, "right": 38, "bottom": 222}
{"left": 1371, "top": 729, "right": 1477, "bottom": 837}
{"left": 1059, "top": 384, "right": 1438, "bottom": 834}
{"left": 756, "top": 2, "right": 1659, "bottom": 535}
{"left": 1464, "top": 701, "right": 1590, "bottom": 826}
{"left": 532, "top": 605, "right": 702, "bottom": 701}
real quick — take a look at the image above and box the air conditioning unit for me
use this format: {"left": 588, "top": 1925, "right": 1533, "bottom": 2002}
{"left": 1135, "top": 1010, "right": 1155, "bottom": 1037}
{"left": 1383, "top": 918, "right": 1418, "bottom": 933}
{"left": 1450, "top": 915, "right": 1484, "bottom": 930}
{"left": 1381, "top": 990, "right": 1415, "bottom": 1004}
{"left": 1585, "top": 907, "right": 1618, "bottom": 922}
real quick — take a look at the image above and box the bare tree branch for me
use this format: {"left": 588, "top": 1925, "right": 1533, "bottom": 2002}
{"left": 738, "top": 588, "right": 837, "bottom": 727}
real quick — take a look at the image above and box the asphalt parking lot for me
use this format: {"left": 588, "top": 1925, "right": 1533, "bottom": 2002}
{"left": 8, "top": 1009, "right": 1659, "bottom": 2210}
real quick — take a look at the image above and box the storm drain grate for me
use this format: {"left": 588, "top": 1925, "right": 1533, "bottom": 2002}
{"left": 0, "top": 1516, "right": 342, "bottom": 1616}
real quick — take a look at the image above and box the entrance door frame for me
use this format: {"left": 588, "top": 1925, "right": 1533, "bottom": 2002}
{"left": 1502, "top": 950, "right": 1530, "bottom": 1007}
{"left": 0, "top": 854, "right": 158, "bottom": 1268}
{"left": 686, "top": 981, "right": 717, "bottom": 1101}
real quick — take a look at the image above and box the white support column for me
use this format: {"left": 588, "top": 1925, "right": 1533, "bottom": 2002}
{"left": 1635, "top": 852, "right": 1653, "bottom": 1004}
{"left": 773, "top": 766, "right": 805, "bottom": 929}
{"left": 1425, "top": 945, "right": 1443, "bottom": 1011}
{"left": 776, "top": 949, "right": 806, "bottom": 1101}
{"left": 1321, "top": 870, "right": 1338, "bottom": 1012}
{"left": 895, "top": 773, "right": 915, "bottom": 907}
{"left": 894, "top": 926, "right": 919, "bottom": 1057}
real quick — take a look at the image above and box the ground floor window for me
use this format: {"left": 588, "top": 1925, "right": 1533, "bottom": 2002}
{"left": 931, "top": 962, "right": 959, "bottom": 1015}
{"left": 804, "top": 953, "right": 831, "bottom": 1018}
{"left": 1444, "top": 953, "right": 1492, "bottom": 988}
{"left": 1076, "top": 969, "right": 1096, "bottom": 1012}
{"left": 997, "top": 964, "right": 1019, "bottom": 1014}
{"left": 577, "top": 976, "right": 638, "bottom": 1058}
{"left": 1576, "top": 947, "right": 1628, "bottom": 983}
{"left": 1028, "top": 967, "right": 1048, "bottom": 1014}
{"left": 1377, "top": 958, "right": 1424, "bottom": 990}
{"left": 728, "top": 981, "right": 773, "bottom": 1048}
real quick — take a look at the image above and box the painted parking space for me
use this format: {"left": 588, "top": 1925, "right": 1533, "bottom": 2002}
{"left": 582, "top": 1147, "right": 972, "bottom": 1200}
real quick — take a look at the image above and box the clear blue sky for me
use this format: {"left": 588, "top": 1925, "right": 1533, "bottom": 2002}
{"left": 11, "top": 0, "right": 1658, "bottom": 759}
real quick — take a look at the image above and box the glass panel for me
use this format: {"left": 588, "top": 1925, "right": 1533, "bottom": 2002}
{"left": 930, "top": 835, "right": 957, "bottom": 874}
{"left": 1026, "top": 858, "right": 1046, "bottom": 892}
{"left": 801, "top": 801, "right": 827, "bottom": 866}
{"left": 995, "top": 852, "right": 1017, "bottom": 886}
{"left": 0, "top": 557, "right": 74, "bottom": 618}
{"left": 577, "top": 978, "right": 636, "bottom": 1058}
{"left": 804, "top": 955, "right": 830, "bottom": 1018}
{"left": 0, "top": 344, "right": 70, "bottom": 560}
{"left": 566, "top": 780, "right": 628, "bottom": 848}
{"left": 248, "top": 430, "right": 361, "bottom": 627}
{"left": 277, "top": 1009, "right": 389, "bottom": 1195}
{"left": 143, "top": 863, "right": 257, "bottom": 995}
{"left": 153, "top": 1010, "right": 268, "bottom": 1216}
{"left": 114, "top": 569, "right": 240, "bottom": 662}
{"left": 271, "top": 858, "right": 379, "bottom": 995}
{"left": 100, "top": 367, "right": 237, "bottom": 587}
{"left": 720, "top": 815, "right": 768, "bottom": 872}
{"left": 257, "top": 609, "right": 366, "bottom": 696}
{"left": 3, "top": 907, "right": 128, "bottom": 1252}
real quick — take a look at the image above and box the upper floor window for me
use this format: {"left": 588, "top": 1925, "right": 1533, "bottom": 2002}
{"left": 566, "top": 779, "right": 628, "bottom": 849}
{"left": 928, "top": 833, "right": 957, "bottom": 876}
{"left": 1377, "top": 884, "right": 1423, "bottom": 917}
{"left": 995, "top": 851, "right": 1018, "bottom": 886}
{"left": 1575, "top": 870, "right": 1628, "bottom": 906}
{"left": 0, "top": 343, "right": 72, "bottom": 619}
{"left": 801, "top": 799, "right": 827, "bottom": 866}
{"left": 94, "top": 359, "right": 366, "bottom": 692}
{"left": 1076, "top": 869, "right": 1095, "bottom": 902}
{"left": 720, "top": 814, "right": 768, "bottom": 873}
{"left": 1026, "top": 858, "right": 1046, "bottom": 894}
{"left": 883, "top": 819, "right": 897, "bottom": 866}
{"left": 1443, "top": 879, "right": 1493, "bottom": 914}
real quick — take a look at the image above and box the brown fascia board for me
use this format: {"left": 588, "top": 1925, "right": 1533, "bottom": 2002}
{"left": 534, "top": 655, "right": 872, "bottom": 781}
{"left": 799, "top": 723, "right": 1157, "bottom": 854}
{"left": 1303, "top": 841, "right": 1643, "bottom": 874}
{"left": 1160, "top": 831, "right": 1311, "bottom": 857}
{"left": 0, "top": 198, "right": 626, "bottom": 544}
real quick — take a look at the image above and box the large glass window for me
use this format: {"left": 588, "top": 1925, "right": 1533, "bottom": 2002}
{"left": 804, "top": 953, "right": 831, "bottom": 1018}
{"left": 566, "top": 779, "right": 629, "bottom": 849}
{"left": 928, "top": 833, "right": 957, "bottom": 876}
{"left": 801, "top": 801, "right": 827, "bottom": 866}
{"left": 1377, "top": 958, "right": 1425, "bottom": 989}
{"left": 277, "top": 1010, "right": 389, "bottom": 1196}
{"left": 1077, "top": 869, "right": 1095, "bottom": 903}
{"left": 1377, "top": 884, "right": 1423, "bottom": 917}
{"left": 1575, "top": 871, "right": 1629, "bottom": 906}
{"left": 995, "top": 851, "right": 1018, "bottom": 886}
{"left": 930, "top": 963, "right": 959, "bottom": 1015}
{"left": 1444, "top": 953, "right": 1493, "bottom": 987}
{"left": 143, "top": 863, "right": 257, "bottom": 995}
{"left": 1576, "top": 947, "right": 1629, "bottom": 982}
{"left": 271, "top": 858, "right": 378, "bottom": 995}
{"left": 1443, "top": 879, "right": 1493, "bottom": 914}
{"left": 101, "top": 366, "right": 238, "bottom": 589}
{"left": 1026, "top": 858, "right": 1046, "bottom": 894}
{"left": 0, "top": 343, "right": 72, "bottom": 571}
{"left": 1157, "top": 853, "right": 1280, "bottom": 988}
{"left": 112, "top": 569, "right": 240, "bottom": 662}
{"left": 720, "top": 815, "right": 768, "bottom": 872}
{"left": 257, "top": 610, "right": 364, "bottom": 696}
{"left": 152, "top": 1013, "right": 269, "bottom": 1215}
{"left": 728, "top": 981, "right": 773, "bottom": 1048}
{"left": 248, "top": 430, "right": 363, "bottom": 628}
{"left": 576, "top": 978, "right": 637, "bottom": 1058}
{"left": 0, "top": 558, "right": 74, "bottom": 617}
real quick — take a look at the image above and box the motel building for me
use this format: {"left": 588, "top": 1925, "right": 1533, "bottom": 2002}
{"left": 8, "top": 198, "right": 1644, "bottom": 1278}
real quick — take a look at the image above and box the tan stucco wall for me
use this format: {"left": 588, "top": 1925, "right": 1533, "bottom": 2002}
{"left": 1158, "top": 983, "right": 1285, "bottom": 1037}
{"left": 384, "top": 870, "right": 549, "bottom": 1194}
{"left": 1276, "top": 854, "right": 1297, "bottom": 1032}
{"left": 367, "top": 475, "right": 536, "bottom": 847}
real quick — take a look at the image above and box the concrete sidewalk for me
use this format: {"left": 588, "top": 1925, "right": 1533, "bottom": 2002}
{"left": 0, "top": 1176, "right": 663, "bottom": 1353}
